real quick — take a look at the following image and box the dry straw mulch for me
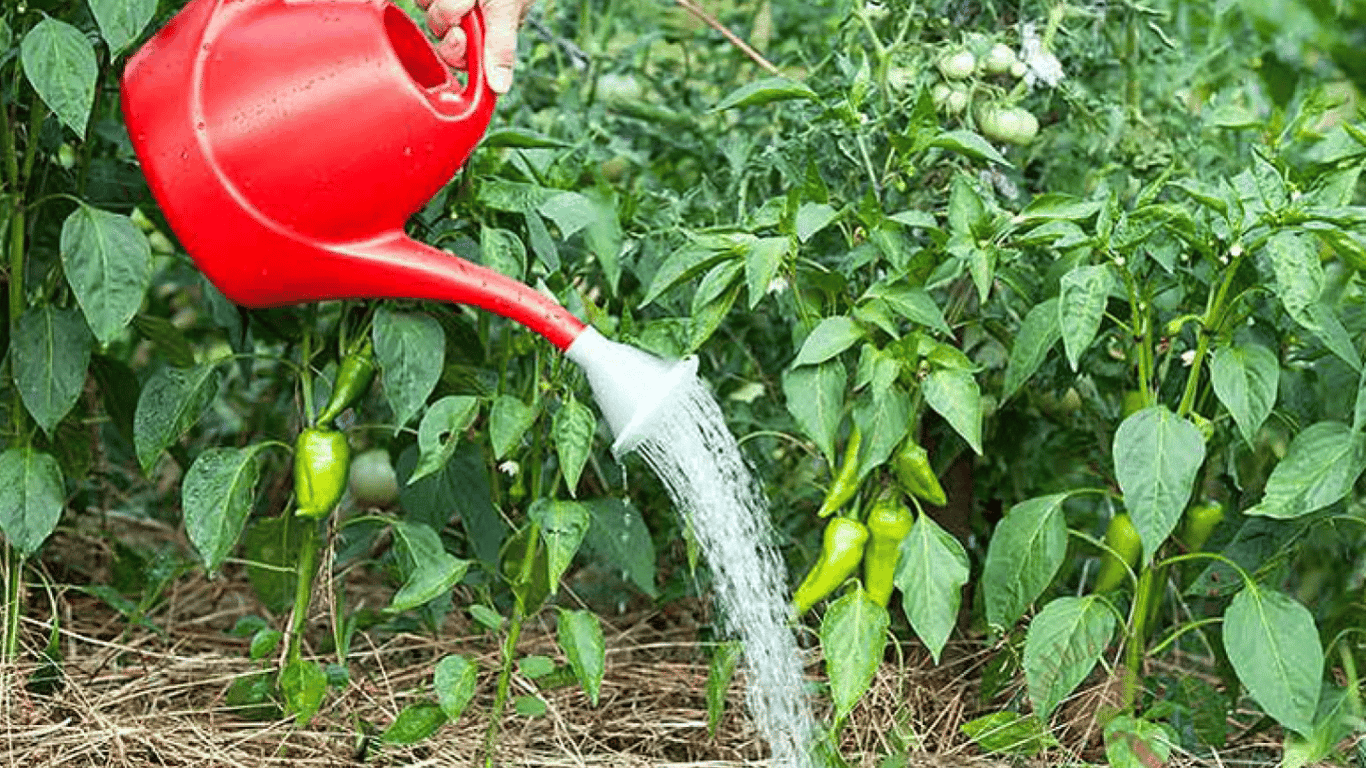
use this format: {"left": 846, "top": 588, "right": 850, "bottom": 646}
{"left": 0, "top": 532, "right": 1287, "bottom": 768}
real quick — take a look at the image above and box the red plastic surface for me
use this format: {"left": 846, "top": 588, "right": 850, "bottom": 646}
{"left": 120, "top": 0, "right": 586, "bottom": 350}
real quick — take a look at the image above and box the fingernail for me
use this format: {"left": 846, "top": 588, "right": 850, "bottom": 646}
{"left": 487, "top": 65, "right": 512, "bottom": 94}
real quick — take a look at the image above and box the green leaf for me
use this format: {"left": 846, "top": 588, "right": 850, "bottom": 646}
{"left": 475, "top": 179, "right": 558, "bottom": 213}
{"left": 552, "top": 395, "right": 596, "bottom": 494}
{"left": 382, "top": 701, "right": 447, "bottom": 744}
{"left": 960, "top": 711, "right": 1055, "bottom": 756}
{"left": 529, "top": 499, "right": 590, "bottom": 593}
{"left": 1357, "top": 369, "right": 1366, "bottom": 433}
{"left": 1023, "top": 596, "right": 1116, "bottom": 720}
{"left": 713, "top": 77, "right": 818, "bottom": 111}
{"left": 852, "top": 385, "right": 910, "bottom": 479}
{"left": 408, "top": 396, "right": 479, "bottom": 485}
{"left": 182, "top": 445, "right": 270, "bottom": 572}
{"left": 60, "top": 205, "right": 152, "bottom": 345}
{"left": 538, "top": 191, "right": 598, "bottom": 239}
{"left": 582, "top": 498, "right": 657, "bottom": 598}
{"left": 687, "top": 279, "right": 742, "bottom": 352}
{"left": 895, "top": 514, "right": 969, "bottom": 663}
{"left": 280, "top": 659, "right": 327, "bottom": 727}
{"left": 888, "top": 210, "right": 937, "bottom": 229}
{"left": 133, "top": 365, "right": 221, "bottom": 473}
{"left": 705, "top": 640, "right": 741, "bottom": 738}
{"left": 1057, "top": 265, "right": 1112, "bottom": 371}
{"left": 583, "top": 189, "right": 624, "bottom": 292}
{"left": 982, "top": 493, "right": 1070, "bottom": 630}
{"left": 744, "top": 236, "right": 789, "bottom": 308}
{"left": 1104, "top": 715, "right": 1178, "bottom": 768}
{"left": 1018, "top": 194, "right": 1102, "bottom": 223}
{"left": 1223, "top": 586, "right": 1322, "bottom": 735}
{"left": 373, "top": 308, "right": 445, "bottom": 432}
{"left": 518, "top": 655, "right": 554, "bottom": 678}
{"left": 642, "top": 242, "right": 736, "bottom": 306}
{"left": 489, "top": 395, "right": 537, "bottom": 460}
{"left": 1301, "top": 301, "right": 1362, "bottom": 371}
{"left": 479, "top": 225, "right": 526, "bottom": 280}
{"left": 947, "top": 175, "right": 988, "bottom": 236}
{"left": 862, "top": 283, "right": 953, "bottom": 336}
{"left": 20, "top": 18, "right": 97, "bottom": 136}
{"left": 388, "top": 520, "right": 470, "bottom": 613}
{"left": 248, "top": 628, "right": 283, "bottom": 660}
{"left": 132, "top": 314, "right": 196, "bottom": 367}
{"left": 1113, "top": 406, "right": 1206, "bottom": 561}
{"left": 782, "top": 360, "right": 846, "bottom": 465}
{"left": 931, "top": 130, "right": 1013, "bottom": 167}
{"left": 820, "top": 587, "right": 890, "bottom": 720}
{"left": 1210, "top": 342, "right": 1279, "bottom": 445}
{"left": 1267, "top": 231, "right": 1324, "bottom": 323}
{"left": 796, "top": 203, "right": 838, "bottom": 243}
{"left": 557, "top": 608, "right": 606, "bottom": 706}
{"left": 0, "top": 449, "right": 65, "bottom": 556}
{"left": 794, "top": 316, "right": 864, "bottom": 366}
{"left": 921, "top": 368, "right": 982, "bottom": 454}
{"left": 11, "top": 306, "right": 92, "bottom": 436}
{"left": 433, "top": 655, "right": 478, "bottom": 721}
{"left": 87, "top": 0, "right": 155, "bottom": 54}
{"left": 513, "top": 696, "right": 547, "bottom": 717}
{"left": 1251, "top": 149, "right": 1288, "bottom": 210}
{"left": 482, "top": 129, "right": 570, "bottom": 148}
{"left": 1245, "top": 422, "right": 1366, "bottom": 519}
{"left": 1002, "top": 299, "right": 1061, "bottom": 401}
{"left": 690, "top": 259, "right": 745, "bottom": 316}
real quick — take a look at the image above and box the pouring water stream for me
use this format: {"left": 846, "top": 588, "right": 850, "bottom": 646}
{"left": 568, "top": 329, "right": 815, "bottom": 766}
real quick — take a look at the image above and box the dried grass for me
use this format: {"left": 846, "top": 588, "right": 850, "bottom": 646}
{"left": 0, "top": 540, "right": 1289, "bottom": 768}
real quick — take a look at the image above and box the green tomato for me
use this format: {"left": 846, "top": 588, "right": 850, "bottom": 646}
{"left": 349, "top": 448, "right": 399, "bottom": 507}
{"left": 937, "top": 49, "right": 977, "bottom": 80}
{"left": 982, "top": 43, "right": 1017, "bottom": 75}
{"left": 977, "top": 104, "right": 1039, "bottom": 145}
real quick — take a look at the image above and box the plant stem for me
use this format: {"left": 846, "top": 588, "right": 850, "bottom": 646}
{"left": 3, "top": 551, "right": 22, "bottom": 661}
{"left": 1121, "top": 565, "right": 1156, "bottom": 712}
{"left": 483, "top": 521, "right": 541, "bottom": 767}
{"left": 1176, "top": 249, "right": 1244, "bottom": 418}
{"left": 287, "top": 517, "right": 320, "bottom": 664}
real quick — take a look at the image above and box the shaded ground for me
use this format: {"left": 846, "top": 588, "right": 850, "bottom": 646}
{"left": 0, "top": 527, "right": 1287, "bottom": 767}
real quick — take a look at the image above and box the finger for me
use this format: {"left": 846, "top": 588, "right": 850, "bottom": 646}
{"left": 481, "top": 0, "right": 531, "bottom": 93}
{"left": 435, "top": 26, "right": 468, "bottom": 71}
{"left": 426, "top": 0, "right": 476, "bottom": 38}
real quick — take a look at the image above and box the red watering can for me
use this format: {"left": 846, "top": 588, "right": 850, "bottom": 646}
{"left": 120, "top": 0, "right": 586, "bottom": 349}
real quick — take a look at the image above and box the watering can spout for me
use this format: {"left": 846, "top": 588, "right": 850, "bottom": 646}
{"left": 565, "top": 328, "right": 699, "bottom": 457}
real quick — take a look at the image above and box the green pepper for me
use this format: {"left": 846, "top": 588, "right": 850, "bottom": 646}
{"left": 294, "top": 428, "right": 350, "bottom": 519}
{"left": 817, "top": 426, "right": 862, "bottom": 518}
{"left": 316, "top": 340, "right": 375, "bottom": 425}
{"left": 792, "top": 517, "right": 869, "bottom": 616}
{"left": 1177, "top": 500, "right": 1224, "bottom": 552}
{"left": 892, "top": 439, "right": 947, "bottom": 507}
{"left": 863, "top": 489, "right": 914, "bottom": 607}
{"left": 1093, "top": 513, "right": 1141, "bottom": 593}
{"left": 1121, "top": 390, "right": 1146, "bottom": 419}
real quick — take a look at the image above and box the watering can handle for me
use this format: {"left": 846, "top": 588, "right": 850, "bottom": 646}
{"left": 428, "top": 5, "right": 493, "bottom": 118}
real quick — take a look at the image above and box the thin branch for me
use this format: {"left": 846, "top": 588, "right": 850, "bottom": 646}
{"left": 673, "top": 0, "right": 781, "bottom": 77}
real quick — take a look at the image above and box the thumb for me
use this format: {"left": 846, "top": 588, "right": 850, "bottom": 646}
{"left": 480, "top": 0, "right": 526, "bottom": 94}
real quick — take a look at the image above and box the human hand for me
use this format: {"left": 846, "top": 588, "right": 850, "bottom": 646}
{"left": 417, "top": 0, "right": 535, "bottom": 94}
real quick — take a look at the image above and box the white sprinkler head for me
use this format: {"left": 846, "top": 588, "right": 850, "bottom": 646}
{"left": 564, "top": 327, "right": 698, "bottom": 457}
